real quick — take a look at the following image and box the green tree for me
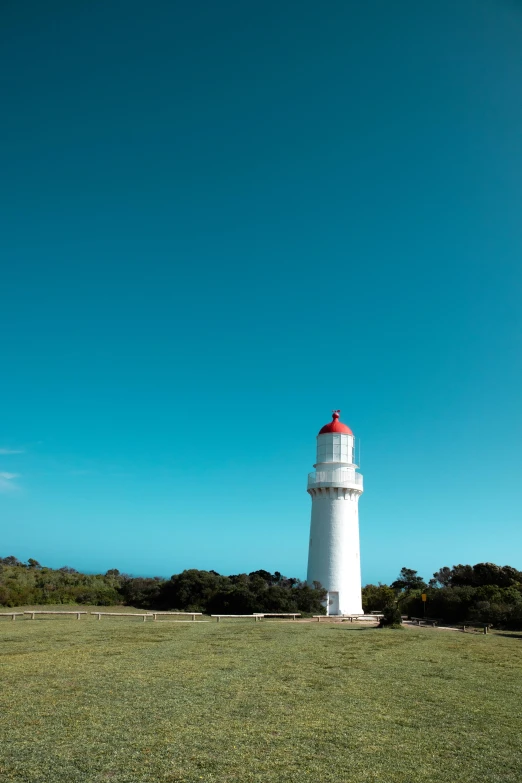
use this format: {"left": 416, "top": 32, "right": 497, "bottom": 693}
{"left": 362, "top": 583, "right": 396, "bottom": 613}
{"left": 429, "top": 566, "right": 452, "bottom": 587}
{"left": 391, "top": 567, "right": 426, "bottom": 593}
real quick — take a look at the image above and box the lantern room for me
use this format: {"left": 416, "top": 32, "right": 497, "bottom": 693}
{"left": 315, "top": 411, "right": 355, "bottom": 467}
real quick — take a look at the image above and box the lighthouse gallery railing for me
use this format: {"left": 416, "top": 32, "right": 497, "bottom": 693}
{"left": 307, "top": 470, "right": 363, "bottom": 490}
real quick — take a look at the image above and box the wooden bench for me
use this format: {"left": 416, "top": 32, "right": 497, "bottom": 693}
{"left": 253, "top": 613, "right": 301, "bottom": 620}
{"left": 25, "top": 611, "right": 88, "bottom": 620}
{"left": 90, "top": 612, "right": 152, "bottom": 622}
{"left": 411, "top": 617, "right": 439, "bottom": 627}
{"left": 211, "top": 615, "right": 261, "bottom": 622}
{"left": 151, "top": 612, "right": 202, "bottom": 622}
{"left": 0, "top": 612, "right": 25, "bottom": 621}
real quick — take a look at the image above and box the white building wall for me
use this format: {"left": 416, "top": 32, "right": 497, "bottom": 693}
{"left": 307, "top": 430, "right": 364, "bottom": 615}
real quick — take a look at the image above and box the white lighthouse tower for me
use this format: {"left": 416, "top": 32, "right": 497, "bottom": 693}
{"left": 307, "top": 410, "right": 364, "bottom": 615}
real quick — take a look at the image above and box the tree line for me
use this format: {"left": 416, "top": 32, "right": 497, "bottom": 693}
{"left": 363, "top": 563, "right": 522, "bottom": 629}
{"left": 0, "top": 556, "right": 326, "bottom": 615}
{"left": 2, "top": 555, "right": 522, "bottom": 627}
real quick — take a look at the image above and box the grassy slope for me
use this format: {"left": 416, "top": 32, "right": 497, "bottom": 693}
{"left": 1, "top": 610, "right": 521, "bottom": 783}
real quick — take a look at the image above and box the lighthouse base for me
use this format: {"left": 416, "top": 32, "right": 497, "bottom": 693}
{"left": 325, "top": 591, "right": 363, "bottom": 616}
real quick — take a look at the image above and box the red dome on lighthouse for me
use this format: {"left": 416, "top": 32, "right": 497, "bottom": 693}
{"left": 318, "top": 410, "right": 353, "bottom": 436}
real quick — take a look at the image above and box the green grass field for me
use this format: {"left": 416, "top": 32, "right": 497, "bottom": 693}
{"left": 1, "top": 607, "right": 521, "bottom": 783}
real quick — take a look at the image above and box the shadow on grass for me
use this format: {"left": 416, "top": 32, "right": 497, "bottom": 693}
{"left": 494, "top": 632, "right": 522, "bottom": 640}
{"left": 336, "top": 626, "right": 392, "bottom": 632}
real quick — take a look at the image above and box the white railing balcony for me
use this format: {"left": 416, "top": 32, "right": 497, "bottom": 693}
{"left": 307, "top": 469, "right": 363, "bottom": 491}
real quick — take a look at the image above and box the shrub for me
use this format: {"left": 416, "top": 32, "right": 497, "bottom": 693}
{"left": 379, "top": 604, "right": 403, "bottom": 628}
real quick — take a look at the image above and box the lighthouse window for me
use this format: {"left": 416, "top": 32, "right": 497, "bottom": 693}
{"left": 332, "top": 435, "right": 340, "bottom": 458}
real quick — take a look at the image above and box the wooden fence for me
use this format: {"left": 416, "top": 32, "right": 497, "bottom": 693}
{"left": 312, "top": 614, "right": 383, "bottom": 622}
{"left": 25, "top": 611, "right": 88, "bottom": 620}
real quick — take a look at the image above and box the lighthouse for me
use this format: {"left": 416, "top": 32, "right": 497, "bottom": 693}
{"left": 307, "top": 411, "right": 364, "bottom": 615}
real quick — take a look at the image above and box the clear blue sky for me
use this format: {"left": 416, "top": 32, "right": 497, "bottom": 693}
{"left": 1, "top": 0, "right": 521, "bottom": 583}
